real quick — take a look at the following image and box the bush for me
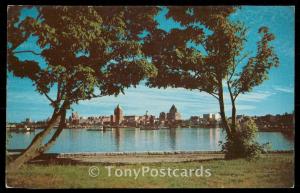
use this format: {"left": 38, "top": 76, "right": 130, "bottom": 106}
{"left": 220, "top": 117, "right": 271, "bottom": 160}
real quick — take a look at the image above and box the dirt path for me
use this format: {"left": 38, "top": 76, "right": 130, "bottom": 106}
{"left": 10, "top": 151, "right": 292, "bottom": 165}
{"left": 56, "top": 153, "right": 225, "bottom": 164}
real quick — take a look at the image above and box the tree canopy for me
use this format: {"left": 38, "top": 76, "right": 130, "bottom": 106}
{"left": 144, "top": 6, "right": 279, "bottom": 146}
{"left": 144, "top": 6, "right": 278, "bottom": 96}
{"left": 8, "top": 6, "right": 158, "bottom": 109}
{"left": 7, "top": 6, "right": 280, "bottom": 166}
{"left": 7, "top": 6, "right": 159, "bottom": 170}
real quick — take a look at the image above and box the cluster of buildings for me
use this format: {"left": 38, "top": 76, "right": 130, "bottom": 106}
{"left": 189, "top": 113, "right": 221, "bottom": 126}
{"left": 66, "top": 108, "right": 294, "bottom": 131}
{"left": 67, "top": 104, "right": 221, "bottom": 128}
{"left": 68, "top": 104, "right": 182, "bottom": 127}
{"left": 7, "top": 105, "right": 294, "bottom": 132}
{"left": 251, "top": 112, "right": 294, "bottom": 131}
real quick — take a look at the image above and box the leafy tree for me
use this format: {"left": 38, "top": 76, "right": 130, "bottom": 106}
{"left": 144, "top": 6, "right": 279, "bottom": 159}
{"left": 7, "top": 6, "right": 158, "bottom": 171}
{"left": 221, "top": 117, "right": 271, "bottom": 159}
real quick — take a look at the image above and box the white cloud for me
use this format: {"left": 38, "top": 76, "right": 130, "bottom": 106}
{"left": 75, "top": 85, "right": 275, "bottom": 119}
{"left": 235, "top": 91, "right": 274, "bottom": 102}
{"left": 273, "top": 86, "right": 294, "bottom": 94}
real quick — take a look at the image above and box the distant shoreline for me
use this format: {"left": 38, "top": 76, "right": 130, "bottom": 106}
{"left": 7, "top": 126, "right": 294, "bottom": 133}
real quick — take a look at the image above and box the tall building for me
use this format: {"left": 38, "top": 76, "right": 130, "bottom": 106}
{"left": 124, "top": 115, "right": 139, "bottom": 123}
{"left": 123, "top": 115, "right": 139, "bottom": 127}
{"left": 70, "top": 112, "right": 79, "bottom": 124}
{"left": 203, "top": 113, "right": 221, "bottom": 121}
{"left": 167, "top": 104, "right": 181, "bottom": 122}
{"left": 159, "top": 112, "right": 167, "bottom": 122}
{"left": 203, "top": 113, "right": 213, "bottom": 120}
{"left": 110, "top": 115, "right": 115, "bottom": 124}
{"left": 25, "top": 118, "right": 32, "bottom": 124}
{"left": 149, "top": 115, "right": 155, "bottom": 126}
{"left": 114, "top": 104, "right": 124, "bottom": 125}
{"left": 190, "top": 116, "right": 200, "bottom": 124}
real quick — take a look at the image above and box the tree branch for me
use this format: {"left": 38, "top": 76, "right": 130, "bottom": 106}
{"left": 199, "top": 89, "right": 219, "bottom": 100}
{"left": 228, "top": 57, "right": 237, "bottom": 82}
{"left": 236, "top": 52, "right": 251, "bottom": 66}
{"left": 13, "top": 50, "right": 42, "bottom": 55}
{"left": 233, "top": 91, "right": 241, "bottom": 101}
{"left": 227, "top": 80, "right": 235, "bottom": 102}
{"left": 91, "top": 93, "right": 104, "bottom": 98}
{"left": 44, "top": 92, "right": 55, "bottom": 104}
{"left": 228, "top": 52, "right": 251, "bottom": 82}
{"left": 10, "top": 32, "right": 32, "bottom": 51}
{"left": 208, "top": 93, "right": 219, "bottom": 100}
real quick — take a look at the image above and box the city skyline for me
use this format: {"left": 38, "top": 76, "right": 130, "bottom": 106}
{"left": 7, "top": 6, "right": 294, "bottom": 122}
{"left": 9, "top": 100, "right": 293, "bottom": 123}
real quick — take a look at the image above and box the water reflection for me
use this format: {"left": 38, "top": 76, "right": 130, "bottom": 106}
{"left": 169, "top": 128, "right": 176, "bottom": 150}
{"left": 281, "top": 131, "right": 294, "bottom": 141}
{"left": 216, "top": 128, "right": 221, "bottom": 146}
{"left": 134, "top": 128, "right": 140, "bottom": 150}
{"left": 70, "top": 129, "right": 79, "bottom": 141}
{"left": 114, "top": 128, "right": 121, "bottom": 151}
{"left": 7, "top": 128, "right": 294, "bottom": 153}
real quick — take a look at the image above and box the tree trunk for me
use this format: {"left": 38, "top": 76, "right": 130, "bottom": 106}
{"left": 40, "top": 108, "right": 66, "bottom": 153}
{"left": 218, "top": 82, "right": 232, "bottom": 139}
{"left": 7, "top": 102, "right": 68, "bottom": 172}
{"left": 227, "top": 81, "right": 237, "bottom": 133}
{"left": 231, "top": 101, "right": 237, "bottom": 131}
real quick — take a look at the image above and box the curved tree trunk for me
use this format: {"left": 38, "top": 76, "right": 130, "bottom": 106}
{"left": 7, "top": 103, "right": 68, "bottom": 172}
{"left": 40, "top": 108, "right": 66, "bottom": 153}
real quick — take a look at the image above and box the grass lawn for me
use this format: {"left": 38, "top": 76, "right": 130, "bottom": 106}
{"left": 6, "top": 153, "right": 294, "bottom": 188}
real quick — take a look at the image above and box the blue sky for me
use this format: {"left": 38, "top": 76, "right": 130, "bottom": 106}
{"left": 7, "top": 6, "right": 295, "bottom": 122}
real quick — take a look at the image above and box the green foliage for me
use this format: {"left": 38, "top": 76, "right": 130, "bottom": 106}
{"left": 144, "top": 6, "right": 278, "bottom": 159}
{"left": 145, "top": 6, "right": 279, "bottom": 97}
{"left": 220, "top": 118, "right": 271, "bottom": 160}
{"left": 7, "top": 6, "right": 279, "bottom": 161}
{"left": 7, "top": 6, "right": 159, "bottom": 108}
{"left": 232, "top": 27, "right": 280, "bottom": 95}
{"left": 7, "top": 6, "right": 160, "bottom": 168}
{"left": 145, "top": 7, "right": 242, "bottom": 92}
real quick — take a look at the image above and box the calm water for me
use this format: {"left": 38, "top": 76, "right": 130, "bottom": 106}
{"left": 7, "top": 128, "right": 294, "bottom": 153}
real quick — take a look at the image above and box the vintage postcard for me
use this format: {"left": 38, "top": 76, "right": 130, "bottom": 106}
{"left": 6, "top": 5, "right": 294, "bottom": 188}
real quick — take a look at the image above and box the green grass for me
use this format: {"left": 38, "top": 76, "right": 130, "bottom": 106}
{"left": 6, "top": 153, "right": 294, "bottom": 188}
